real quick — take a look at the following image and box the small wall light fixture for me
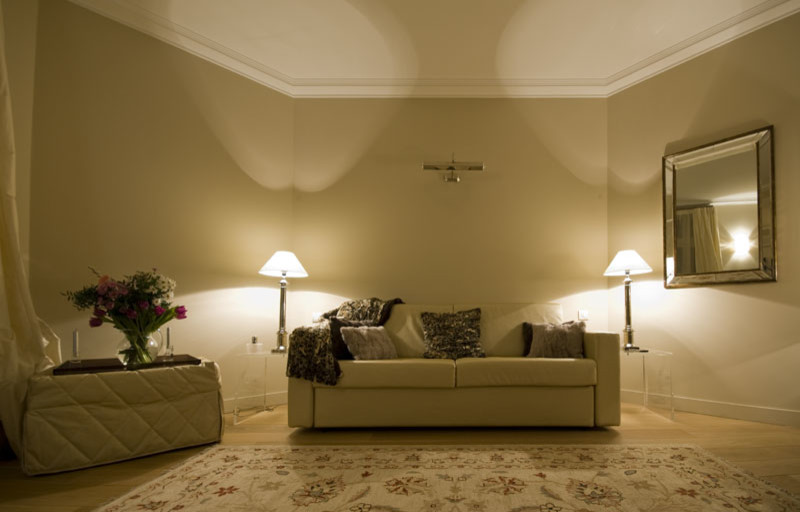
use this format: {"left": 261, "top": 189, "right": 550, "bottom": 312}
{"left": 423, "top": 153, "right": 484, "bottom": 183}
{"left": 259, "top": 251, "right": 308, "bottom": 354}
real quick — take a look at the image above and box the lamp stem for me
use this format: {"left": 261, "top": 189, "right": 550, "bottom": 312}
{"left": 274, "top": 272, "right": 288, "bottom": 354}
{"left": 623, "top": 270, "right": 638, "bottom": 351}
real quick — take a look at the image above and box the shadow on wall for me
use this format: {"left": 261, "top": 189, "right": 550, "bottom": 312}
{"left": 162, "top": 0, "right": 421, "bottom": 193}
{"left": 290, "top": 97, "right": 609, "bottom": 310}
{"left": 168, "top": 0, "right": 607, "bottom": 195}
{"left": 612, "top": 278, "right": 800, "bottom": 409}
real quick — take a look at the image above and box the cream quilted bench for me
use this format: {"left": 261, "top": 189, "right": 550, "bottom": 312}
{"left": 22, "top": 360, "right": 223, "bottom": 475}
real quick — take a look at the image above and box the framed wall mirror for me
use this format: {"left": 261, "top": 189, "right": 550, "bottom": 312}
{"left": 663, "top": 126, "right": 775, "bottom": 288}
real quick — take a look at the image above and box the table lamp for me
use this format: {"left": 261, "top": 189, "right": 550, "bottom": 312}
{"left": 604, "top": 249, "right": 652, "bottom": 351}
{"left": 259, "top": 251, "right": 308, "bottom": 354}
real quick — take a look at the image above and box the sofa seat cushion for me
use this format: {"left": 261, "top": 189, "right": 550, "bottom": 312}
{"left": 314, "top": 359, "right": 455, "bottom": 389}
{"left": 456, "top": 357, "right": 596, "bottom": 387}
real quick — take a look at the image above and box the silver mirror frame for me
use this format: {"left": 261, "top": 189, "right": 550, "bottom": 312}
{"left": 662, "top": 126, "right": 776, "bottom": 288}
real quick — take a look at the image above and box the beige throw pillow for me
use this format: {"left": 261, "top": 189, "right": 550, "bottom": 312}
{"left": 340, "top": 326, "right": 398, "bottom": 360}
{"left": 525, "top": 321, "right": 585, "bottom": 358}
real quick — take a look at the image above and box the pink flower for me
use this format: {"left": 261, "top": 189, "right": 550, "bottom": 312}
{"left": 97, "top": 275, "right": 111, "bottom": 295}
{"left": 125, "top": 309, "right": 137, "bottom": 319}
{"left": 93, "top": 308, "right": 106, "bottom": 318}
{"left": 175, "top": 305, "right": 187, "bottom": 319}
{"left": 154, "top": 305, "right": 165, "bottom": 316}
{"left": 138, "top": 301, "right": 150, "bottom": 309}
{"left": 89, "top": 317, "right": 103, "bottom": 327}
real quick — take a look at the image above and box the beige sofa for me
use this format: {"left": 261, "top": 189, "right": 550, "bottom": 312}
{"left": 288, "top": 303, "right": 620, "bottom": 428}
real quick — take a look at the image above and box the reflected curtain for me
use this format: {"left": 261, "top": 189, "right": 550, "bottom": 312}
{"left": 0, "top": 5, "right": 58, "bottom": 458}
{"left": 675, "top": 206, "right": 723, "bottom": 274}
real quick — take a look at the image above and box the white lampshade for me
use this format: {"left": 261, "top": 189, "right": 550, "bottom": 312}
{"left": 259, "top": 251, "right": 308, "bottom": 278}
{"left": 604, "top": 250, "right": 652, "bottom": 276}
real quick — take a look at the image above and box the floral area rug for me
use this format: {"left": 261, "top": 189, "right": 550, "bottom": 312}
{"left": 97, "top": 444, "right": 798, "bottom": 512}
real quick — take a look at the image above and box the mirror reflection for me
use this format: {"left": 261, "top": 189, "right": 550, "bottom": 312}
{"left": 663, "top": 126, "right": 775, "bottom": 288}
{"left": 674, "top": 140, "right": 759, "bottom": 274}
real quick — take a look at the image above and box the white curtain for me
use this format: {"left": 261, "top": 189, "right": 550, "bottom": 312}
{"left": 0, "top": 5, "right": 58, "bottom": 458}
{"left": 690, "top": 206, "right": 723, "bottom": 273}
{"left": 676, "top": 206, "right": 723, "bottom": 274}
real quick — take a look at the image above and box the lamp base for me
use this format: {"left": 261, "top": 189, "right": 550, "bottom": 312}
{"left": 624, "top": 343, "right": 640, "bottom": 352}
{"left": 272, "top": 330, "right": 288, "bottom": 355}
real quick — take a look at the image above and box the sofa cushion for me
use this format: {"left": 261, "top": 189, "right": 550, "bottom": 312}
{"left": 314, "top": 359, "right": 455, "bottom": 388}
{"left": 525, "top": 320, "right": 586, "bottom": 358}
{"left": 383, "top": 304, "right": 453, "bottom": 358}
{"left": 454, "top": 303, "right": 563, "bottom": 357}
{"left": 421, "top": 308, "right": 485, "bottom": 359}
{"left": 341, "top": 326, "right": 398, "bottom": 360}
{"left": 456, "top": 357, "right": 596, "bottom": 387}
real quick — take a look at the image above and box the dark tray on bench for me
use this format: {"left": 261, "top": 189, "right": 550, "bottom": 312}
{"left": 53, "top": 354, "right": 202, "bottom": 375}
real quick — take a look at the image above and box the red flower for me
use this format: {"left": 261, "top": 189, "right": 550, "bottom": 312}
{"left": 89, "top": 317, "right": 103, "bottom": 327}
{"left": 175, "top": 305, "right": 187, "bottom": 319}
{"left": 213, "top": 486, "right": 238, "bottom": 496}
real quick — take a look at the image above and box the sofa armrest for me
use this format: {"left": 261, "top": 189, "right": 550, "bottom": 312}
{"left": 584, "top": 332, "right": 620, "bottom": 426}
{"left": 288, "top": 378, "right": 314, "bottom": 428}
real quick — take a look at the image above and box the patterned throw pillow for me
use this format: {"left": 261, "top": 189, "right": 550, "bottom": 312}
{"left": 420, "top": 308, "right": 485, "bottom": 359}
{"left": 524, "top": 320, "right": 586, "bottom": 358}
{"left": 340, "top": 326, "right": 398, "bottom": 360}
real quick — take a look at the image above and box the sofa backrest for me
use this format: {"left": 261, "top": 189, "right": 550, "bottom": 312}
{"left": 383, "top": 303, "right": 563, "bottom": 358}
{"left": 455, "top": 303, "right": 563, "bottom": 357}
{"left": 383, "top": 304, "right": 453, "bottom": 358}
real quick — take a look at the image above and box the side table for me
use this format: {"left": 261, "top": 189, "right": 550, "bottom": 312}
{"left": 233, "top": 352, "right": 284, "bottom": 424}
{"left": 625, "top": 348, "right": 674, "bottom": 419}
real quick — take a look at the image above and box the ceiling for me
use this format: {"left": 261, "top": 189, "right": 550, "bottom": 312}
{"left": 70, "top": 0, "right": 800, "bottom": 98}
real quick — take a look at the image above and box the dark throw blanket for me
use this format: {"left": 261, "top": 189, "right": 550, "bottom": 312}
{"left": 286, "top": 298, "right": 403, "bottom": 385}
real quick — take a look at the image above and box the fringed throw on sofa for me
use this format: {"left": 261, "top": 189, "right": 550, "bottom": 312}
{"left": 286, "top": 298, "right": 402, "bottom": 385}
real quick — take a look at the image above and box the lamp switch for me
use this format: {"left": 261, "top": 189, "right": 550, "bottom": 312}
{"left": 578, "top": 309, "right": 589, "bottom": 321}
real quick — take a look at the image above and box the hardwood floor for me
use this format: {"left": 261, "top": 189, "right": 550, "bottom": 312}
{"left": 1, "top": 403, "right": 798, "bottom": 511}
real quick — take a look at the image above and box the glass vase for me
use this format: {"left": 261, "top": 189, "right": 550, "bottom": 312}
{"left": 116, "top": 331, "right": 162, "bottom": 369}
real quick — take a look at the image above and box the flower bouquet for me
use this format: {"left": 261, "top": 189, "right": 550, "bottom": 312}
{"left": 65, "top": 268, "right": 187, "bottom": 367}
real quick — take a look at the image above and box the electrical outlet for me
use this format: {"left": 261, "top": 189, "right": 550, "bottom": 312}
{"left": 578, "top": 309, "right": 589, "bottom": 321}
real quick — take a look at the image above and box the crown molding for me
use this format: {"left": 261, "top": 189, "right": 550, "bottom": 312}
{"left": 69, "top": 0, "right": 800, "bottom": 99}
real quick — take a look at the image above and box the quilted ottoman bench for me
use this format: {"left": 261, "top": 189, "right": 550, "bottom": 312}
{"left": 21, "top": 360, "right": 223, "bottom": 475}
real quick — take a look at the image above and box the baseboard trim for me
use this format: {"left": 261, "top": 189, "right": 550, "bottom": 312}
{"left": 621, "top": 388, "right": 800, "bottom": 427}
{"left": 223, "top": 391, "right": 287, "bottom": 414}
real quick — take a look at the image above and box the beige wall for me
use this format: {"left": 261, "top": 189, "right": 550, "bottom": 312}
{"left": 28, "top": 0, "right": 296, "bottom": 406}
{"left": 291, "top": 98, "right": 609, "bottom": 324}
{"left": 608, "top": 13, "right": 800, "bottom": 424}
